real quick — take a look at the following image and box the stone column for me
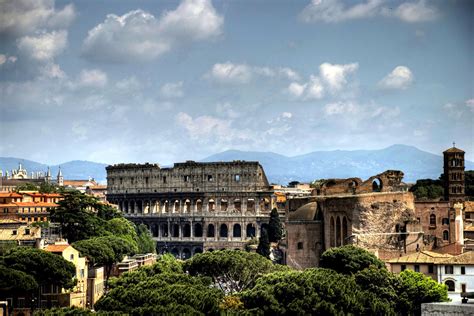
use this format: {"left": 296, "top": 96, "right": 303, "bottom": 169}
{"left": 242, "top": 199, "right": 247, "bottom": 214}
{"left": 179, "top": 224, "right": 183, "bottom": 240}
{"left": 216, "top": 198, "right": 221, "bottom": 213}
{"left": 190, "top": 200, "right": 195, "bottom": 215}
{"left": 190, "top": 221, "right": 194, "bottom": 240}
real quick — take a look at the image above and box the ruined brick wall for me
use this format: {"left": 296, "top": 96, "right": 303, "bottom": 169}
{"left": 286, "top": 221, "right": 323, "bottom": 269}
{"left": 415, "top": 201, "right": 452, "bottom": 248}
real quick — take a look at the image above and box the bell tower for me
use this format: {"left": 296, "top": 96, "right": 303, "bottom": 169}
{"left": 443, "top": 143, "right": 465, "bottom": 205}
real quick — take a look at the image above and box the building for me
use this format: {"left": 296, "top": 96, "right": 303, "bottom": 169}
{"left": 43, "top": 242, "right": 88, "bottom": 308}
{"left": 387, "top": 250, "right": 453, "bottom": 280}
{"left": 443, "top": 145, "right": 465, "bottom": 205}
{"left": 0, "top": 164, "right": 63, "bottom": 192}
{"left": 0, "top": 191, "right": 62, "bottom": 223}
{"left": 106, "top": 161, "right": 276, "bottom": 258}
{"left": 86, "top": 267, "right": 105, "bottom": 308}
{"left": 0, "top": 222, "right": 43, "bottom": 248}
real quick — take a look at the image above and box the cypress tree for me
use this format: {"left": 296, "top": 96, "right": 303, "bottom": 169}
{"left": 257, "top": 229, "right": 270, "bottom": 259}
{"left": 268, "top": 208, "right": 283, "bottom": 242}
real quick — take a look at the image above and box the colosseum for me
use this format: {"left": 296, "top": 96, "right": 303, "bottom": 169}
{"left": 106, "top": 161, "right": 275, "bottom": 258}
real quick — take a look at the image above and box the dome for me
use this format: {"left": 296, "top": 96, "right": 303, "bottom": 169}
{"left": 288, "top": 202, "right": 318, "bottom": 221}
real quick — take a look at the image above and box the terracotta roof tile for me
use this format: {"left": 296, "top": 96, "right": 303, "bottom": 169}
{"left": 440, "top": 251, "right": 474, "bottom": 265}
{"left": 388, "top": 251, "right": 453, "bottom": 264}
{"left": 443, "top": 147, "right": 465, "bottom": 153}
{"left": 45, "top": 244, "right": 70, "bottom": 253}
{"left": 0, "top": 192, "right": 22, "bottom": 198}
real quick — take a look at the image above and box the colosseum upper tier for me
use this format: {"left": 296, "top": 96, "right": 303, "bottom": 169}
{"left": 106, "top": 160, "right": 275, "bottom": 258}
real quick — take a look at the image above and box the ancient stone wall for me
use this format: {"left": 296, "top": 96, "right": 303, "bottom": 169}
{"left": 286, "top": 221, "right": 323, "bottom": 269}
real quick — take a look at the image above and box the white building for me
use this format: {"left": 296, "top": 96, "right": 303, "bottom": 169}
{"left": 437, "top": 251, "right": 474, "bottom": 293}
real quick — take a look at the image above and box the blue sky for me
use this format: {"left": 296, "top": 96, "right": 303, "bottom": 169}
{"left": 0, "top": 0, "right": 472, "bottom": 164}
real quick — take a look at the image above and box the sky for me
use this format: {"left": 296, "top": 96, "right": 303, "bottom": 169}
{"left": 0, "top": 0, "right": 473, "bottom": 165}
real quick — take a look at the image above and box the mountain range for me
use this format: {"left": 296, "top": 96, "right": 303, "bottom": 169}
{"left": 1, "top": 145, "right": 472, "bottom": 184}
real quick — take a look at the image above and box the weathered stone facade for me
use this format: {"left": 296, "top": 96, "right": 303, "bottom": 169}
{"left": 106, "top": 161, "right": 275, "bottom": 258}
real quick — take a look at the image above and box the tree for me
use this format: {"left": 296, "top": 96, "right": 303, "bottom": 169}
{"left": 256, "top": 229, "right": 270, "bottom": 258}
{"left": 0, "top": 264, "right": 38, "bottom": 292}
{"left": 465, "top": 170, "right": 474, "bottom": 200}
{"left": 3, "top": 247, "right": 76, "bottom": 290}
{"left": 39, "top": 182, "right": 59, "bottom": 193}
{"left": 319, "top": 245, "right": 385, "bottom": 275}
{"left": 268, "top": 208, "right": 283, "bottom": 242}
{"left": 185, "top": 250, "right": 286, "bottom": 294}
{"left": 395, "top": 270, "right": 449, "bottom": 315}
{"left": 136, "top": 224, "right": 156, "bottom": 254}
{"left": 409, "top": 179, "right": 444, "bottom": 200}
{"left": 15, "top": 182, "right": 38, "bottom": 191}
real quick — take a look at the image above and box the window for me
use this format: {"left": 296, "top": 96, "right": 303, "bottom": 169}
{"left": 25, "top": 228, "right": 30, "bottom": 235}
{"left": 163, "top": 176, "right": 167, "bottom": 183}
{"left": 297, "top": 242, "right": 303, "bottom": 250}
{"left": 414, "top": 265, "right": 420, "bottom": 272}
{"left": 443, "top": 230, "right": 449, "bottom": 241}
{"left": 184, "top": 175, "right": 190, "bottom": 182}
{"left": 461, "top": 266, "right": 466, "bottom": 275}
{"left": 445, "top": 265, "right": 454, "bottom": 274}
{"left": 12, "top": 230, "right": 17, "bottom": 235}
{"left": 445, "top": 280, "right": 455, "bottom": 292}
{"left": 235, "top": 174, "right": 240, "bottom": 182}
{"left": 429, "top": 214, "right": 436, "bottom": 227}
{"left": 70, "top": 254, "right": 74, "bottom": 260}
{"left": 442, "top": 218, "right": 449, "bottom": 225}
{"left": 428, "top": 264, "right": 434, "bottom": 274}
{"left": 208, "top": 175, "right": 214, "bottom": 182}
{"left": 80, "top": 269, "right": 85, "bottom": 278}
{"left": 401, "top": 265, "right": 406, "bottom": 271}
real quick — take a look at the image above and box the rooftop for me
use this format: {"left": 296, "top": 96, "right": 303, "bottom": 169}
{"left": 388, "top": 251, "right": 453, "bottom": 264}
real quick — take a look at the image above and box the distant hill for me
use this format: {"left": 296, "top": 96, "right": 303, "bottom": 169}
{"left": 1, "top": 145, "right": 472, "bottom": 185}
{"left": 0, "top": 158, "right": 108, "bottom": 183}
{"left": 201, "top": 145, "right": 474, "bottom": 184}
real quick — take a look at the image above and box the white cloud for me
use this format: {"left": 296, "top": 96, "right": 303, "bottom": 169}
{"left": 17, "top": 30, "right": 67, "bottom": 61}
{"left": 77, "top": 69, "right": 108, "bottom": 88}
{"left": 116, "top": 76, "right": 141, "bottom": 91}
{"left": 288, "top": 82, "right": 306, "bottom": 98}
{"left": 392, "top": 0, "right": 438, "bottom": 23}
{"left": 300, "top": 0, "right": 439, "bottom": 24}
{"left": 0, "top": 0, "right": 76, "bottom": 36}
{"left": 208, "top": 62, "right": 300, "bottom": 84}
{"left": 466, "top": 99, "right": 474, "bottom": 112}
{"left": 378, "top": 66, "right": 414, "bottom": 90}
{"left": 159, "top": 81, "right": 184, "bottom": 98}
{"left": 0, "top": 54, "right": 16, "bottom": 66}
{"left": 216, "top": 102, "right": 240, "bottom": 119}
{"left": 324, "top": 101, "right": 358, "bottom": 115}
{"left": 40, "top": 63, "right": 66, "bottom": 79}
{"left": 319, "top": 62, "right": 358, "bottom": 92}
{"left": 82, "top": 0, "right": 223, "bottom": 63}
{"left": 176, "top": 112, "right": 235, "bottom": 140}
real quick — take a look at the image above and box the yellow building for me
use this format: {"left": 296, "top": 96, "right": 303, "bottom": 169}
{"left": 44, "top": 242, "right": 88, "bottom": 308}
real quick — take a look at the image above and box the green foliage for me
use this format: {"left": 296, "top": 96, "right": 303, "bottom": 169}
{"left": 320, "top": 245, "right": 385, "bottom": 274}
{"left": 466, "top": 170, "right": 474, "bottom": 200}
{"left": 39, "top": 182, "right": 59, "bottom": 193}
{"left": 0, "top": 264, "right": 38, "bottom": 292}
{"left": 185, "top": 250, "right": 285, "bottom": 294}
{"left": 136, "top": 224, "right": 156, "bottom": 254}
{"left": 268, "top": 208, "right": 283, "bottom": 242}
{"left": 95, "top": 272, "right": 223, "bottom": 315}
{"left": 257, "top": 229, "right": 270, "bottom": 259}
{"left": 3, "top": 247, "right": 76, "bottom": 289}
{"left": 15, "top": 182, "right": 39, "bottom": 191}
{"left": 0, "top": 241, "right": 17, "bottom": 255}
{"left": 34, "top": 306, "right": 93, "bottom": 315}
{"left": 409, "top": 179, "right": 444, "bottom": 200}
{"left": 396, "top": 270, "right": 449, "bottom": 315}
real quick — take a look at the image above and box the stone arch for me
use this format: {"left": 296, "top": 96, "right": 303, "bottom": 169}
{"left": 372, "top": 178, "right": 382, "bottom": 192}
{"left": 161, "top": 223, "right": 168, "bottom": 237}
{"left": 194, "top": 223, "right": 203, "bottom": 237}
{"left": 330, "top": 216, "right": 335, "bottom": 247}
{"left": 207, "top": 248, "right": 214, "bottom": 252}
{"left": 184, "top": 199, "right": 191, "bottom": 213}
{"left": 221, "top": 199, "right": 228, "bottom": 212}
{"left": 336, "top": 216, "right": 342, "bottom": 246}
{"left": 194, "top": 247, "right": 203, "bottom": 255}
{"left": 233, "top": 224, "right": 242, "bottom": 238}
{"left": 182, "top": 248, "right": 191, "bottom": 259}
{"left": 445, "top": 280, "right": 455, "bottom": 292}
{"left": 196, "top": 199, "right": 203, "bottom": 212}
{"left": 247, "top": 199, "right": 255, "bottom": 212}
{"left": 208, "top": 199, "right": 215, "bottom": 212}
{"left": 152, "top": 224, "right": 159, "bottom": 237}
{"left": 342, "top": 217, "right": 348, "bottom": 245}
{"left": 183, "top": 223, "right": 191, "bottom": 238}
{"left": 164, "top": 200, "right": 170, "bottom": 213}
{"left": 220, "top": 224, "right": 228, "bottom": 238}
{"left": 207, "top": 224, "right": 215, "bottom": 237}
{"left": 246, "top": 223, "right": 256, "bottom": 238}
{"left": 173, "top": 200, "right": 180, "bottom": 213}
{"left": 234, "top": 199, "right": 241, "bottom": 212}
{"left": 171, "top": 248, "right": 179, "bottom": 258}
{"left": 172, "top": 223, "right": 180, "bottom": 238}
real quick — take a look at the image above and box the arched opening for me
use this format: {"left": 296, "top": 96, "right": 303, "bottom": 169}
{"left": 207, "top": 224, "right": 215, "bottom": 237}
{"left": 172, "top": 223, "right": 179, "bottom": 238}
{"left": 184, "top": 199, "right": 191, "bottom": 213}
{"left": 330, "top": 216, "right": 335, "bottom": 247}
{"left": 152, "top": 224, "right": 159, "bottom": 237}
{"left": 194, "top": 247, "right": 203, "bottom": 255}
{"left": 234, "top": 199, "right": 241, "bottom": 212}
{"left": 161, "top": 223, "right": 168, "bottom": 237}
{"left": 183, "top": 223, "right": 191, "bottom": 238}
{"left": 233, "top": 224, "right": 242, "bottom": 238}
{"left": 196, "top": 199, "right": 202, "bottom": 212}
{"left": 182, "top": 248, "right": 191, "bottom": 259}
{"left": 194, "top": 223, "right": 203, "bottom": 237}
{"left": 445, "top": 280, "right": 455, "bottom": 292}
{"left": 221, "top": 199, "right": 228, "bottom": 212}
{"left": 164, "top": 200, "right": 169, "bottom": 213}
{"left": 171, "top": 248, "right": 179, "bottom": 258}
{"left": 246, "top": 223, "right": 256, "bottom": 238}
{"left": 430, "top": 214, "right": 436, "bottom": 226}
{"left": 220, "top": 224, "right": 228, "bottom": 238}
{"left": 207, "top": 248, "right": 214, "bottom": 252}
{"left": 372, "top": 178, "right": 382, "bottom": 192}
{"left": 336, "top": 216, "right": 342, "bottom": 246}
{"left": 247, "top": 199, "right": 255, "bottom": 212}
{"left": 297, "top": 242, "right": 303, "bottom": 250}
{"left": 443, "top": 230, "right": 449, "bottom": 241}
{"left": 208, "top": 199, "right": 215, "bottom": 212}
{"left": 173, "top": 200, "right": 180, "bottom": 213}
{"left": 342, "top": 217, "right": 348, "bottom": 245}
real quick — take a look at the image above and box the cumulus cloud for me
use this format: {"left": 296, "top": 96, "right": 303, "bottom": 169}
{"left": 76, "top": 69, "right": 108, "bottom": 88}
{"left": 300, "top": 0, "right": 439, "bottom": 24}
{"left": 82, "top": 0, "right": 223, "bottom": 63}
{"left": 175, "top": 112, "right": 236, "bottom": 141}
{"left": 0, "top": 0, "right": 76, "bottom": 36}
{"left": 40, "top": 63, "right": 66, "bottom": 79}
{"left": 208, "top": 62, "right": 300, "bottom": 84}
{"left": 160, "top": 81, "right": 184, "bottom": 98}
{"left": 0, "top": 54, "right": 17, "bottom": 66}
{"left": 466, "top": 99, "right": 474, "bottom": 112}
{"left": 17, "top": 30, "right": 67, "bottom": 61}
{"left": 378, "top": 66, "right": 414, "bottom": 90}
{"left": 288, "top": 62, "right": 357, "bottom": 100}
{"left": 324, "top": 101, "right": 358, "bottom": 115}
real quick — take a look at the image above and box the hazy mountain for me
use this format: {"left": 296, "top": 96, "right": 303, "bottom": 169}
{"left": 0, "top": 158, "right": 108, "bottom": 183}
{"left": 201, "top": 145, "right": 474, "bottom": 184}
{"left": 1, "top": 145, "right": 472, "bottom": 185}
